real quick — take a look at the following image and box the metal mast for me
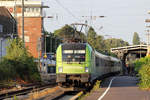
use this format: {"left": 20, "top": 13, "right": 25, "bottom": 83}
{"left": 22, "top": 0, "right": 25, "bottom": 46}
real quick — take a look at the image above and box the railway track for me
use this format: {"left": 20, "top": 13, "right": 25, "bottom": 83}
{"left": 0, "top": 82, "right": 80, "bottom": 100}
{"left": 0, "top": 80, "right": 95, "bottom": 100}
{"left": 54, "top": 91, "right": 83, "bottom": 100}
{"left": 0, "top": 82, "right": 56, "bottom": 100}
{"left": 38, "top": 87, "right": 83, "bottom": 100}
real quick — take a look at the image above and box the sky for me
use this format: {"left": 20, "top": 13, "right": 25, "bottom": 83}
{"left": 43, "top": 0, "right": 150, "bottom": 44}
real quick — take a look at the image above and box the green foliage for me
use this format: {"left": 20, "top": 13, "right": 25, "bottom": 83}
{"left": 134, "top": 57, "right": 150, "bottom": 72}
{"left": 87, "top": 27, "right": 97, "bottom": 49}
{"left": 44, "top": 32, "right": 62, "bottom": 53}
{"left": 87, "top": 27, "right": 96, "bottom": 38}
{"left": 78, "top": 80, "right": 101, "bottom": 100}
{"left": 5, "top": 39, "right": 28, "bottom": 60}
{"left": 93, "top": 80, "right": 101, "bottom": 90}
{"left": 53, "top": 25, "right": 129, "bottom": 56}
{"left": 87, "top": 27, "right": 106, "bottom": 53}
{"left": 95, "top": 35, "right": 105, "bottom": 52}
{"left": 13, "top": 95, "right": 18, "bottom": 100}
{"left": 87, "top": 27, "right": 129, "bottom": 55}
{"left": 139, "top": 64, "right": 150, "bottom": 89}
{"left": 0, "top": 38, "right": 40, "bottom": 82}
{"left": 104, "top": 38, "right": 129, "bottom": 54}
{"left": 132, "top": 32, "right": 140, "bottom": 45}
{"left": 54, "top": 24, "right": 86, "bottom": 42}
{"left": 54, "top": 25, "right": 75, "bottom": 40}
{"left": 134, "top": 57, "right": 150, "bottom": 89}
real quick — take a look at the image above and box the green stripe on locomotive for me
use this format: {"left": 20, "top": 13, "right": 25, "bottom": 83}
{"left": 56, "top": 43, "right": 93, "bottom": 74}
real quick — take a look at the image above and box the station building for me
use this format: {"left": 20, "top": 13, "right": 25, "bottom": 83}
{"left": 0, "top": 7, "right": 17, "bottom": 59}
{"left": 0, "top": 0, "right": 48, "bottom": 58}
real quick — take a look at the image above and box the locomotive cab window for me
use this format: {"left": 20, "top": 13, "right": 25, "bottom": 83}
{"left": 62, "top": 44, "right": 86, "bottom": 62}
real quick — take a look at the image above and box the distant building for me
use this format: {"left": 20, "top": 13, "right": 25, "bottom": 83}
{"left": 0, "top": 0, "right": 48, "bottom": 58}
{"left": 0, "top": 7, "right": 17, "bottom": 58}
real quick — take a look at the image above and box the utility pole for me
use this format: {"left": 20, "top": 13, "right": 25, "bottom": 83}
{"left": 81, "top": 15, "right": 105, "bottom": 25}
{"left": 146, "top": 30, "right": 150, "bottom": 46}
{"left": 145, "top": 13, "right": 150, "bottom": 56}
{"left": 22, "top": 0, "right": 25, "bottom": 46}
{"left": 0, "top": 38, "right": 2, "bottom": 59}
{"left": 145, "top": 17, "right": 150, "bottom": 46}
{"left": 81, "top": 15, "right": 105, "bottom": 33}
{"left": 146, "top": 30, "right": 150, "bottom": 56}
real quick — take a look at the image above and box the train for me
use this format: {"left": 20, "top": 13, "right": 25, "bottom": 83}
{"left": 56, "top": 43, "right": 122, "bottom": 87}
{"left": 40, "top": 53, "right": 56, "bottom": 82}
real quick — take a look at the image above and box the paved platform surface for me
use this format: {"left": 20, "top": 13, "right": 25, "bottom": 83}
{"left": 83, "top": 76, "right": 150, "bottom": 100}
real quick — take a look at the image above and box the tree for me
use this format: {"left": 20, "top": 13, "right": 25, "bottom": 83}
{"left": 54, "top": 24, "right": 75, "bottom": 41}
{"left": 87, "top": 27, "right": 97, "bottom": 48}
{"left": 87, "top": 27, "right": 105, "bottom": 52}
{"left": 42, "top": 30, "right": 62, "bottom": 53}
{"left": 53, "top": 25, "right": 129, "bottom": 56}
{"left": 95, "top": 35, "right": 105, "bottom": 52}
{"left": 133, "top": 32, "right": 140, "bottom": 45}
{"left": 46, "top": 33, "right": 61, "bottom": 53}
{"left": 104, "top": 38, "right": 129, "bottom": 53}
{"left": 54, "top": 24, "right": 86, "bottom": 42}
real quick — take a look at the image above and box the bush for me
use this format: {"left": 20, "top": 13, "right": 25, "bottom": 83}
{"left": 134, "top": 57, "right": 150, "bottom": 89}
{"left": 0, "top": 38, "right": 41, "bottom": 83}
{"left": 134, "top": 57, "right": 150, "bottom": 72}
{"left": 139, "top": 64, "right": 150, "bottom": 89}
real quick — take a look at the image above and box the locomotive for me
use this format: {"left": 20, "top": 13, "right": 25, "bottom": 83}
{"left": 56, "top": 43, "right": 122, "bottom": 86}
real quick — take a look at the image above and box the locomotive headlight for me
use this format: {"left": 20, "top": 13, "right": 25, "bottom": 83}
{"left": 85, "top": 67, "right": 89, "bottom": 72}
{"left": 58, "top": 67, "right": 63, "bottom": 72}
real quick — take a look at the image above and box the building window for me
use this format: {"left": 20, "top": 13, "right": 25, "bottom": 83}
{"left": 36, "top": 8, "right": 39, "bottom": 12}
{"left": 31, "top": 8, "right": 34, "bottom": 12}
{"left": 26, "top": 7, "right": 30, "bottom": 12}
{"left": 0, "top": 25, "right": 3, "bottom": 33}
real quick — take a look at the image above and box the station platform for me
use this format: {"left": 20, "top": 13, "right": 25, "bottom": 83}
{"left": 84, "top": 76, "right": 150, "bottom": 100}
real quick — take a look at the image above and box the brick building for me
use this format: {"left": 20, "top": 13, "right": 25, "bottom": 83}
{"left": 0, "top": 0, "right": 47, "bottom": 58}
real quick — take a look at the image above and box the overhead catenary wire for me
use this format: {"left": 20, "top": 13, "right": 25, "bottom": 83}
{"left": 54, "top": 0, "right": 81, "bottom": 22}
{"left": 46, "top": 0, "right": 104, "bottom": 36}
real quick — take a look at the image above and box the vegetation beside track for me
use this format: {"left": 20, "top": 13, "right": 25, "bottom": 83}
{"left": 0, "top": 38, "right": 40, "bottom": 84}
{"left": 78, "top": 80, "right": 101, "bottom": 100}
{"left": 134, "top": 57, "right": 150, "bottom": 89}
